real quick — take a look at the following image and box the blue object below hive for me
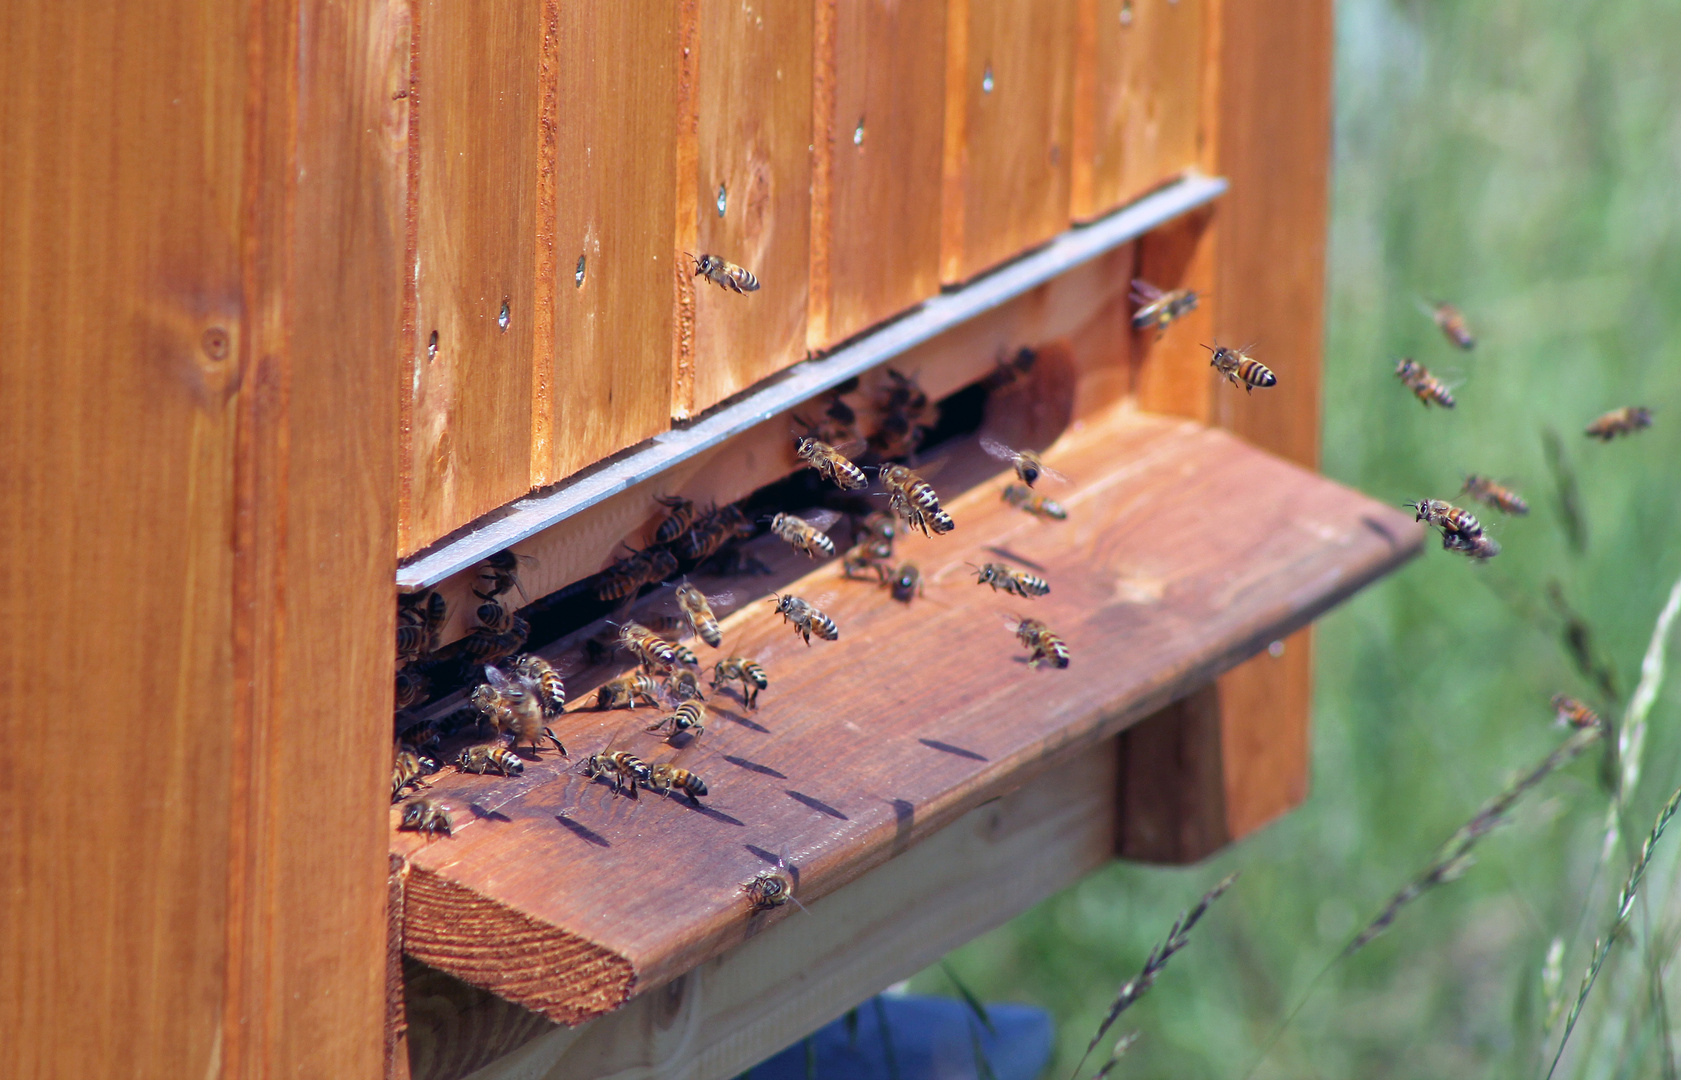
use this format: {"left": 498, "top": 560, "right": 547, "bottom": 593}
{"left": 745, "top": 995, "right": 1055, "bottom": 1080}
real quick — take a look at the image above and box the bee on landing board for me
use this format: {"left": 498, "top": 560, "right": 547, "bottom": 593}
{"left": 712, "top": 657, "right": 768, "bottom": 709}
{"left": 1129, "top": 279, "right": 1200, "bottom": 333}
{"left": 794, "top": 434, "right": 869, "bottom": 491}
{"left": 770, "top": 510, "right": 842, "bottom": 560}
{"left": 593, "top": 671, "right": 662, "bottom": 710}
{"left": 584, "top": 733, "right": 652, "bottom": 798}
{"left": 456, "top": 744, "right": 525, "bottom": 777}
{"left": 877, "top": 463, "right": 954, "bottom": 537}
{"left": 663, "top": 668, "right": 706, "bottom": 703}
{"left": 652, "top": 495, "right": 699, "bottom": 546}
{"left": 689, "top": 252, "right": 760, "bottom": 294}
{"left": 1394, "top": 358, "right": 1456, "bottom": 409}
{"left": 1013, "top": 617, "right": 1071, "bottom": 669}
{"left": 744, "top": 852, "right": 805, "bottom": 914}
{"left": 1002, "top": 483, "right": 1068, "bottom": 521}
{"left": 768, "top": 592, "right": 839, "bottom": 646}
{"left": 1460, "top": 475, "right": 1529, "bottom": 516}
{"left": 647, "top": 699, "right": 706, "bottom": 741}
{"left": 970, "top": 561, "right": 1050, "bottom": 598}
{"left": 1205, "top": 344, "right": 1277, "bottom": 393}
{"left": 477, "top": 666, "right": 566, "bottom": 754}
{"left": 398, "top": 797, "right": 453, "bottom": 839}
{"left": 1585, "top": 406, "right": 1652, "bottom": 441}
{"left": 1428, "top": 301, "right": 1475, "bottom": 349}
{"left": 881, "top": 562, "right": 924, "bottom": 604}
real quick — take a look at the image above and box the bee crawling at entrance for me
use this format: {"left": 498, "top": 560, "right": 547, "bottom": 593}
{"left": 744, "top": 852, "right": 807, "bottom": 914}
{"left": 583, "top": 735, "right": 653, "bottom": 798}
{"left": 391, "top": 743, "right": 439, "bottom": 802}
{"left": 1012, "top": 616, "right": 1071, "bottom": 669}
{"left": 688, "top": 252, "right": 760, "bottom": 294}
{"left": 456, "top": 744, "right": 525, "bottom": 777}
{"left": 644, "top": 760, "right": 709, "bottom": 804}
{"left": 475, "top": 666, "right": 566, "bottom": 754}
{"left": 398, "top": 797, "right": 454, "bottom": 839}
{"left": 593, "top": 671, "right": 662, "bottom": 710}
{"left": 647, "top": 699, "right": 706, "bottom": 742}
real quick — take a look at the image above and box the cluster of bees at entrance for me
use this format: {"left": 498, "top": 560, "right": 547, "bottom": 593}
{"left": 1386, "top": 300, "right": 1651, "bottom": 559}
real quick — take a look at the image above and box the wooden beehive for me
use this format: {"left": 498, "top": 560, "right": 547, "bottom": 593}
{"left": 0, "top": 1, "right": 1399, "bottom": 1078}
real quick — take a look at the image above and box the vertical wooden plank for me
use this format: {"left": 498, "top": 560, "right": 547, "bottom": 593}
{"left": 682, "top": 0, "right": 814, "bottom": 415}
{"left": 548, "top": 0, "right": 680, "bottom": 479}
{"left": 405, "top": 0, "right": 541, "bottom": 554}
{"left": 941, "top": 0, "right": 1079, "bottom": 284}
{"left": 1071, "top": 0, "right": 1206, "bottom": 221}
{"left": 809, "top": 0, "right": 948, "bottom": 350}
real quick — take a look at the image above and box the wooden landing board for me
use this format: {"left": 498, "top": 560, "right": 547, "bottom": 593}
{"left": 391, "top": 410, "right": 1420, "bottom": 1025}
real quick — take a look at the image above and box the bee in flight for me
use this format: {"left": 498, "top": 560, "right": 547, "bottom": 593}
{"left": 456, "top": 744, "right": 525, "bottom": 777}
{"left": 768, "top": 592, "right": 839, "bottom": 646}
{"left": 1441, "top": 529, "right": 1501, "bottom": 560}
{"left": 673, "top": 581, "right": 733, "bottom": 648}
{"left": 1002, "top": 483, "right": 1068, "bottom": 521}
{"left": 1394, "top": 358, "right": 1456, "bottom": 409}
{"left": 1585, "top": 406, "right": 1652, "bottom": 441}
{"left": 712, "top": 656, "right": 768, "bottom": 709}
{"left": 652, "top": 495, "right": 699, "bottom": 545}
{"left": 1460, "top": 475, "right": 1529, "bottom": 516}
{"left": 647, "top": 699, "right": 706, "bottom": 741}
{"left": 511, "top": 654, "right": 566, "bottom": 716}
{"left": 1406, "top": 498, "right": 1481, "bottom": 538}
{"left": 1427, "top": 300, "right": 1475, "bottom": 349}
{"left": 878, "top": 463, "right": 955, "bottom": 537}
{"left": 1013, "top": 617, "right": 1071, "bottom": 669}
{"left": 770, "top": 510, "right": 842, "bottom": 560}
{"left": 592, "top": 671, "right": 662, "bottom": 710}
{"left": 980, "top": 438, "right": 1065, "bottom": 488}
{"left": 1205, "top": 344, "right": 1276, "bottom": 393}
{"left": 1551, "top": 694, "right": 1601, "bottom": 730}
{"left": 616, "top": 621, "right": 682, "bottom": 669}
{"left": 1130, "top": 279, "right": 1200, "bottom": 333}
{"left": 645, "top": 759, "right": 709, "bottom": 804}
{"left": 398, "top": 797, "right": 453, "bottom": 839}
{"left": 794, "top": 433, "right": 869, "bottom": 491}
{"left": 689, "top": 252, "right": 760, "bottom": 294}
{"left": 971, "top": 561, "right": 1050, "bottom": 597}
{"left": 744, "top": 852, "right": 806, "bottom": 914}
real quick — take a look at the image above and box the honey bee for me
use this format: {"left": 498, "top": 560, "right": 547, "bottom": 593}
{"left": 878, "top": 464, "right": 955, "bottom": 536}
{"left": 1407, "top": 499, "right": 1482, "bottom": 539}
{"left": 479, "top": 666, "right": 566, "bottom": 754}
{"left": 593, "top": 671, "right": 662, "bottom": 710}
{"left": 647, "top": 698, "right": 706, "bottom": 740}
{"left": 1441, "top": 529, "right": 1501, "bottom": 560}
{"left": 870, "top": 369, "right": 936, "bottom": 460}
{"left": 394, "top": 665, "right": 430, "bottom": 711}
{"left": 674, "top": 581, "right": 733, "bottom": 647}
{"left": 1129, "top": 279, "right": 1200, "bottom": 333}
{"left": 398, "top": 797, "right": 453, "bottom": 838}
{"left": 1013, "top": 617, "right": 1071, "bottom": 669}
{"left": 664, "top": 668, "right": 706, "bottom": 702}
{"left": 712, "top": 657, "right": 768, "bottom": 709}
{"left": 768, "top": 592, "right": 839, "bottom": 646}
{"left": 674, "top": 505, "right": 755, "bottom": 563}
{"left": 456, "top": 744, "right": 525, "bottom": 776}
{"left": 584, "top": 740, "right": 651, "bottom": 797}
{"left": 1461, "top": 475, "right": 1529, "bottom": 516}
{"left": 1394, "top": 358, "right": 1456, "bottom": 409}
{"left": 1002, "top": 483, "right": 1068, "bottom": 521}
{"left": 391, "top": 744, "right": 438, "bottom": 802}
{"left": 1551, "top": 694, "right": 1601, "bottom": 730}
{"left": 857, "top": 511, "right": 898, "bottom": 544}
{"left": 596, "top": 546, "right": 681, "bottom": 603}
{"left": 396, "top": 589, "right": 447, "bottom": 661}
{"left": 1206, "top": 344, "right": 1277, "bottom": 393}
{"left": 670, "top": 640, "right": 701, "bottom": 668}
{"left": 980, "top": 438, "right": 1065, "bottom": 488}
{"left": 645, "top": 760, "right": 709, "bottom": 803}
{"left": 689, "top": 252, "right": 760, "bottom": 294}
{"left": 794, "top": 434, "right": 869, "bottom": 491}
{"left": 1585, "top": 406, "right": 1652, "bottom": 441}
{"left": 512, "top": 654, "right": 566, "bottom": 716}
{"left": 841, "top": 537, "right": 895, "bottom": 580}
{"left": 770, "top": 510, "right": 842, "bottom": 559}
{"left": 971, "top": 561, "right": 1050, "bottom": 597}
{"left": 744, "top": 853, "right": 804, "bottom": 913}
{"left": 883, "top": 562, "right": 923, "bottom": 603}
{"left": 653, "top": 495, "right": 699, "bottom": 545}
{"left": 617, "top": 621, "right": 681, "bottom": 669}
{"left": 478, "top": 550, "right": 533, "bottom": 601}
{"left": 1429, "top": 301, "right": 1475, "bottom": 350}
{"left": 457, "top": 610, "right": 530, "bottom": 665}
{"left": 983, "top": 346, "right": 1039, "bottom": 393}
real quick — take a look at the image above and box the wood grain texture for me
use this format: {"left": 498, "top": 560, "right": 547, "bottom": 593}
{"left": 0, "top": 0, "right": 404, "bottom": 1075}
{"left": 548, "top": 0, "right": 680, "bottom": 477}
{"left": 810, "top": 0, "right": 948, "bottom": 350}
{"left": 405, "top": 0, "right": 542, "bottom": 554}
{"left": 1071, "top": 0, "right": 1207, "bottom": 221}
{"left": 411, "top": 747, "right": 1118, "bottom": 1080}
{"left": 941, "top": 0, "right": 1079, "bottom": 283}
{"left": 391, "top": 411, "right": 1419, "bottom": 1024}
{"left": 684, "top": 0, "right": 814, "bottom": 415}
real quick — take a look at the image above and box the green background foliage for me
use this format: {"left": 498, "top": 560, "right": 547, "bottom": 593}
{"left": 909, "top": 2, "right": 1681, "bottom": 1075}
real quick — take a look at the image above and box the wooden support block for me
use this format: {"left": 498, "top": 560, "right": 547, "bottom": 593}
{"left": 402, "top": 744, "right": 1119, "bottom": 1080}
{"left": 545, "top": 0, "right": 681, "bottom": 481}
{"left": 680, "top": 0, "right": 814, "bottom": 416}
{"left": 941, "top": 0, "right": 1080, "bottom": 283}
{"left": 809, "top": 0, "right": 948, "bottom": 350}
{"left": 405, "top": 0, "right": 542, "bottom": 553}
{"left": 1072, "top": 0, "right": 1208, "bottom": 220}
{"left": 391, "top": 411, "right": 1419, "bottom": 1026}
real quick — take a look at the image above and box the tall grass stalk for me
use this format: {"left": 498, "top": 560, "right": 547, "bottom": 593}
{"left": 1546, "top": 785, "right": 1681, "bottom": 1080}
{"left": 1602, "top": 572, "right": 1681, "bottom": 860}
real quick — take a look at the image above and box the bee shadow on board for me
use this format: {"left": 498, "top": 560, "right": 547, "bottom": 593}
{"left": 917, "top": 738, "right": 989, "bottom": 762}
{"left": 554, "top": 812, "right": 611, "bottom": 847}
{"left": 785, "top": 789, "right": 849, "bottom": 821}
{"left": 722, "top": 754, "right": 787, "bottom": 779}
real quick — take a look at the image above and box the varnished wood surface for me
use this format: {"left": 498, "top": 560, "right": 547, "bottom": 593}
{"left": 941, "top": 0, "right": 1079, "bottom": 283}
{"left": 406, "top": 0, "right": 541, "bottom": 550}
{"left": 392, "top": 410, "right": 1420, "bottom": 1024}
{"left": 411, "top": 746, "right": 1118, "bottom": 1080}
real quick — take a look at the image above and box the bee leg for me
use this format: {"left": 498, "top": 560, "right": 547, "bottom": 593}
{"left": 544, "top": 727, "right": 566, "bottom": 755}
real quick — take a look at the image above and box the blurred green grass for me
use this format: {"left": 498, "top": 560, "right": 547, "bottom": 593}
{"left": 908, "top": 2, "right": 1681, "bottom": 1076}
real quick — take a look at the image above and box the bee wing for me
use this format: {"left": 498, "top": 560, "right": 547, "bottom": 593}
{"left": 1129, "top": 278, "right": 1164, "bottom": 302}
{"left": 979, "top": 436, "right": 1018, "bottom": 463}
{"left": 831, "top": 437, "right": 868, "bottom": 458}
{"left": 1035, "top": 458, "right": 1070, "bottom": 485}
{"left": 705, "top": 590, "right": 736, "bottom": 609}
{"left": 483, "top": 666, "right": 515, "bottom": 692}
{"left": 803, "top": 509, "right": 844, "bottom": 532}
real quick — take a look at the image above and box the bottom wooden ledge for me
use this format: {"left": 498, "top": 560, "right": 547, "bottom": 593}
{"left": 388, "top": 408, "right": 1422, "bottom": 1034}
